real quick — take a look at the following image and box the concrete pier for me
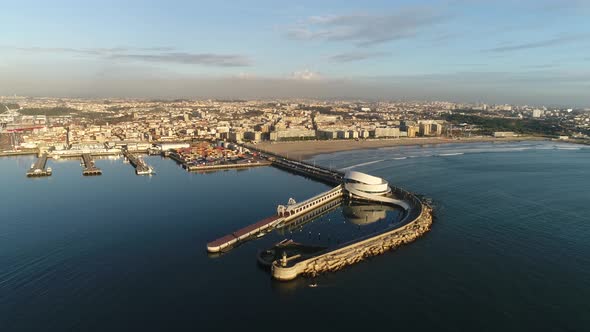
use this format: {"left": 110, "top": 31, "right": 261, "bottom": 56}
{"left": 81, "top": 153, "right": 102, "bottom": 176}
{"left": 270, "top": 157, "right": 343, "bottom": 185}
{"left": 207, "top": 186, "right": 344, "bottom": 253}
{"left": 26, "top": 153, "right": 52, "bottom": 177}
{"left": 207, "top": 215, "right": 284, "bottom": 253}
{"left": 244, "top": 144, "right": 343, "bottom": 185}
{"left": 122, "top": 149, "right": 154, "bottom": 175}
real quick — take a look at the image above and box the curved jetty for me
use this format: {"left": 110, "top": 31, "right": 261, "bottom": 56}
{"left": 272, "top": 193, "right": 432, "bottom": 281}
{"left": 206, "top": 149, "right": 433, "bottom": 280}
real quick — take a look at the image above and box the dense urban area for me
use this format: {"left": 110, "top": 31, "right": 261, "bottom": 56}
{"left": 1, "top": 96, "right": 589, "bottom": 154}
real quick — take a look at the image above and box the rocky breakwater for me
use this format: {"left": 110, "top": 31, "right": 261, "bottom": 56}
{"left": 271, "top": 203, "right": 433, "bottom": 281}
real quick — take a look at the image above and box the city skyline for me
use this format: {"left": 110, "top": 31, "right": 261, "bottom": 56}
{"left": 1, "top": 0, "right": 589, "bottom": 105}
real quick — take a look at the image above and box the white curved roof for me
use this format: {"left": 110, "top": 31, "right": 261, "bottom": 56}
{"left": 344, "top": 170, "right": 386, "bottom": 185}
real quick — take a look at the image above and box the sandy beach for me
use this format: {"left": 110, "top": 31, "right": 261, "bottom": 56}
{"left": 255, "top": 136, "right": 549, "bottom": 160}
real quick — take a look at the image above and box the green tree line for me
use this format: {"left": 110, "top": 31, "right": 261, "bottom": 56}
{"left": 443, "top": 114, "right": 564, "bottom": 136}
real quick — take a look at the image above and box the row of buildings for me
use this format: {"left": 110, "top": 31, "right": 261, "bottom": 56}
{"left": 1, "top": 96, "right": 588, "bottom": 151}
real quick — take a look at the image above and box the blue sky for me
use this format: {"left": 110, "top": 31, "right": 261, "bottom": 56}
{"left": 1, "top": 0, "right": 589, "bottom": 106}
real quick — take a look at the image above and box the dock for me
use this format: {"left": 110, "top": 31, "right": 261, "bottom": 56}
{"left": 165, "top": 150, "right": 272, "bottom": 172}
{"left": 122, "top": 149, "right": 154, "bottom": 175}
{"left": 207, "top": 185, "right": 344, "bottom": 253}
{"left": 81, "top": 153, "right": 102, "bottom": 176}
{"left": 26, "top": 153, "right": 52, "bottom": 177}
{"left": 185, "top": 161, "right": 272, "bottom": 171}
{"left": 207, "top": 215, "right": 284, "bottom": 253}
{"left": 244, "top": 144, "right": 343, "bottom": 185}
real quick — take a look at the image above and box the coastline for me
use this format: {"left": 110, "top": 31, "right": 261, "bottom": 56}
{"left": 255, "top": 136, "right": 549, "bottom": 160}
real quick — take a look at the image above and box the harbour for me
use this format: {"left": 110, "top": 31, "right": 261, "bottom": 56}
{"left": 0, "top": 141, "right": 589, "bottom": 331}
{"left": 206, "top": 146, "right": 432, "bottom": 280}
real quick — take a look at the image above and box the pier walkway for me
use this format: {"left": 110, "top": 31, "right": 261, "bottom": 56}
{"left": 81, "top": 153, "right": 102, "bottom": 176}
{"left": 243, "top": 144, "right": 343, "bottom": 185}
{"left": 207, "top": 215, "right": 284, "bottom": 253}
{"left": 207, "top": 186, "right": 345, "bottom": 253}
{"left": 122, "top": 149, "right": 154, "bottom": 175}
{"left": 26, "top": 153, "right": 52, "bottom": 177}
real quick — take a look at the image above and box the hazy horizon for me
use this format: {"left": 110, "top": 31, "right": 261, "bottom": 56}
{"left": 1, "top": 0, "right": 589, "bottom": 106}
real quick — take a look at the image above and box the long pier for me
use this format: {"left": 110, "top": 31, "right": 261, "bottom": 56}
{"left": 81, "top": 153, "right": 102, "bottom": 176}
{"left": 26, "top": 153, "right": 52, "bottom": 177}
{"left": 207, "top": 215, "right": 284, "bottom": 253}
{"left": 122, "top": 149, "right": 154, "bottom": 175}
{"left": 206, "top": 185, "right": 344, "bottom": 253}
{"left": 244, "top": 144, "right": 344, "bottom": 185}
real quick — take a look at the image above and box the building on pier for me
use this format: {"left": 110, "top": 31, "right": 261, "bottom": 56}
{"left": 343, "top": 171, "right": 410, "bottom": 210}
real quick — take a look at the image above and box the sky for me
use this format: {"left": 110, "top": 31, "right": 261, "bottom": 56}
{"left": 1, "top": 0, "right": 589, "bottom": 106}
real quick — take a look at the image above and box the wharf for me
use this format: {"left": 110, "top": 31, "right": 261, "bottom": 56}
{"left": 207, "top": 215, "right": 284, "bottom": 253}
{"left": 185, "top": 160, "right": 271, "bottom": 172}
{"left": 81, "top": 153, "right": 102, "bottom": 176}
{"left": 26, "top": 153, "right": 52, "bottom": 177}
{"left": 165, "top": 151, "right": 271, "bottom": 172}
{"left": 122, "top": 149, "right": 154, "bottom": 175}
{"left": 207, "top": 185, "right": 344, "bottom": 253}
{"left": 244, "top": 144, "right": 343, "bottom": 185}
{"left": 0, "top": 150, "right": 38, "bottom": 157}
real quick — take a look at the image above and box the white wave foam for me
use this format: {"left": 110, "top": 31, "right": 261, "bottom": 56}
{"left": 437, "top": 153, "right": 464, "bottom": 156}
{"left": 340, "top": 159, "right": 385, "bottom": 170}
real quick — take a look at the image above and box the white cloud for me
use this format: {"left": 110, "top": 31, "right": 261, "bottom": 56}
{"left": 290, "top": 69, "right": 322, "bottom": 80}
{"left": 287, "top": 7, "right": 449, "bottom": 46}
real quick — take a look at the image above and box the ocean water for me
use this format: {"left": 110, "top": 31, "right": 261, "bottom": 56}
{"left": 0, "top": 141, "right": 589, "bottom": 331}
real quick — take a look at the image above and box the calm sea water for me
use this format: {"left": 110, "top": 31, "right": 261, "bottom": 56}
{"left": 0, "top": 141, "right": 589, "bottom": 331}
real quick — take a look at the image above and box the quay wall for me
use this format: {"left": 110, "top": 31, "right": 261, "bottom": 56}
{"left": 165, "top": 151, "right": 272, "bottom": 172}
{"left": 0, "top": 150, "right": 37, "bottom": 157}
{"left": 185, "top": 161, "right": 271, "bottom": 172}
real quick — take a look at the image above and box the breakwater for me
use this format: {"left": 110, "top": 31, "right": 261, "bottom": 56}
{"left": 207, "top": 146, "right": 433, "bottom": 280}
{"left": 272, "top": 200, "right": 432, "bottom": 280}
